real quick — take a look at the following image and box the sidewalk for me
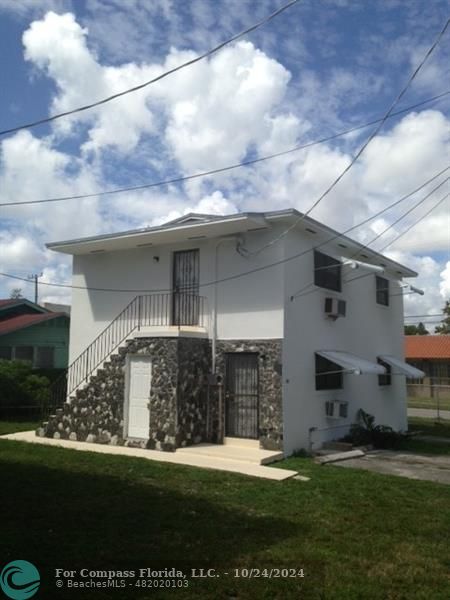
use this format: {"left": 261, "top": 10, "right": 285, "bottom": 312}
{"left": 0, "top": 431, "right": 298, "bottom": 481}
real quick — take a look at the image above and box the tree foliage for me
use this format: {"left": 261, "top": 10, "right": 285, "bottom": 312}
{"left": 435, "top": 300, "right": 450, "bottom": 334}
{"left": 404, "top": 322, "right": 429, "bottom": 335}
{"left": 0, "top": 360, "right": 50, "bottom": 407}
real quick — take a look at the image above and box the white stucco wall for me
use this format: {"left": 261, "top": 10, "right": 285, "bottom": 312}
{"left": 281, "top": 230, "right": 407, "bottom": 455}
{"left": 68, "top": 226, "right": 286, "bottom": 362}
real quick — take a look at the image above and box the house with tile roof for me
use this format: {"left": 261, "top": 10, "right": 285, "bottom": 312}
{"left": 0, "top": 299, "right": 70, "bottom": 369}
{"left": 405, "top": 335, "right": 450, "bottom": 385}
{"left": 38, "top": 209, "right": 424, "bottom": 454}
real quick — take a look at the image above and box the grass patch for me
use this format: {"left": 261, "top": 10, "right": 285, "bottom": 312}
{"left": 408, "top": 417, "right": 450, "bottom": 438}
{"left": 0, "top": 420, "right": 38, "bottom": 435}
{"left": 1, "top": 440, "right": 450, "bottom": 599}
{"left": 408, "top": 396, "right": 450, "bottom": 411}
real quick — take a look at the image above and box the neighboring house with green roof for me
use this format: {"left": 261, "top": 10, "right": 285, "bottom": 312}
{"left": 0, "top": 299, "right": 70, "bottom": 369}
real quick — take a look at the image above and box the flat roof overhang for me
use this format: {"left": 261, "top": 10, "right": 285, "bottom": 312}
{"left": 46, "top": 214, "right": 269, "bottom": 255}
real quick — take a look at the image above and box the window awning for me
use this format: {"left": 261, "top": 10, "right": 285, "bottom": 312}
{"left": 316, "top": 350, "right": 386, "bottom": 375}
{"left": 378, "top": 355, "right": 425, "bottom": 379}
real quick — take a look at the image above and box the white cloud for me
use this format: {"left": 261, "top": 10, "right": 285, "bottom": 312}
{"left": 151, "top": 190, "right": 238, "bottom": 226}
{"left": 440, "top": 262, "right": 450, "bottom": 299}
{"left": 23, "top": 11, "right": 156, "bottom": 151}
{"left": 1, "top": 8, "right": 449, "bottom": 317}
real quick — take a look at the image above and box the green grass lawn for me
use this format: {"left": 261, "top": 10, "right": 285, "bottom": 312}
{"left": 0, "top": 420, "right": 38, "bottom": 435}
{"left": 1, "top": 437, "right": 450, "bottom": 600}
{"left": 408, "top": 417, "right": 450, "bottom": 438}
{"left": 400, "top": 417, "right": 450, "bottom": 455}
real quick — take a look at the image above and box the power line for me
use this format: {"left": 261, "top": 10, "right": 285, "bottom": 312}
{"left": 247, "top": 17, "right": 450, "bottom": 256}
{"left": 0, "top": 167, "right": 447, "bottom": 294}
{"left": 0, "top": 0, "right": 301, "bottom": 138}
{"left": 404, "top": 313, "right": 444, "bottom": 318}
{"left": 290, "top": 172, "right": 449, "bottom": 299}
{"left": 290, "top": 189, "right": 449, "bottom": 300}
{"left": 291, "top": 182, "right": 448, "bottom": 299}
{"left": 377, "top": 193, "right": 449, "bottom": 253}
{"left": 1, "top": 91, "right": 448, "bottom": 208}
{"left": 340, "top": 192, "right": 449, "bottom": 289}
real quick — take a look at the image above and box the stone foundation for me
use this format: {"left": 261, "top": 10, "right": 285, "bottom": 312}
{"left": 38, "top": 336, "right": 283, "bottom": 452}
{"left": 39, "top": 337, "right": 210, "bottom": 452}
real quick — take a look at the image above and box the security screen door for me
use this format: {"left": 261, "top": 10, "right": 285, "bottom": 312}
{"left": 172, "top": 249, "right": 200, "bottom": 326}
{"left": 225, "top": 353, "right": 259, "bottom": 439}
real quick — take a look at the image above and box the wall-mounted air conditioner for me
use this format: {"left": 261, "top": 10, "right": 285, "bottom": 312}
{"left": 325, "top": 400, "right": 348, "bottom": 419}
{"left": 324, "top": 297, "right": 346, "bottom": 320}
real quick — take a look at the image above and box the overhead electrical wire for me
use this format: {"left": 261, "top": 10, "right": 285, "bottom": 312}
{"left": 0, "top": 0, "right": 301, "bottom": 138}
{"left": 1, "top": 91, "right": 448, "bottom": 208}
{"left": 247, "top": 17, "right": 450, "bottom": 257}
{"left": 404, "top": 313, "right": 445, "bottom": 318}
{"left": 289, "top": 168, "right": 449, "bottom": 299}
{"left": 292, "top": 190, "right": 449, "bottom": 300}
{"left": 0, "top": 167, "right": 448, "bottom": 293}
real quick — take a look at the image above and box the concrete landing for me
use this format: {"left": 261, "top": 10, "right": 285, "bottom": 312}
{"left": 0, "top": 432, "right": 296, "bottom": 481}
{"left": 177, "top": 443, "right": 284, "bottom": 465}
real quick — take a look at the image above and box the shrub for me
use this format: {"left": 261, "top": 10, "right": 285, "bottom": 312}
{"left": 0, "top": 360, "right": 50, "bottom": 409}
{"left": 343, "top": 409, "right": 405, "bottom": 450}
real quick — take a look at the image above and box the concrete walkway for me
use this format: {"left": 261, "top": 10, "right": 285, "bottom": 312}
{"left": 333, "top": 450, "right": 450, "bottom": 485}
{"left": 408, "top": 408, "right": 450, "bottom": 420}
{"left": 0, "top": 431, "right": 297, "bottom": 481}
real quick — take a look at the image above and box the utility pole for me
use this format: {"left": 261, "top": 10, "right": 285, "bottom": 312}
{"left": 27, "top": 272, "right": 43, "bottom": 305}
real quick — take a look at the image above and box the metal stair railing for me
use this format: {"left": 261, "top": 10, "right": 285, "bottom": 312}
{"left": 48, "top": 293, "right": 206, "bottom": 413}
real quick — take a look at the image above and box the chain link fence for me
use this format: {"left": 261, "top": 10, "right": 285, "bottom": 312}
{"left": 407, "top": 379, "right": 450, "bottom": 421}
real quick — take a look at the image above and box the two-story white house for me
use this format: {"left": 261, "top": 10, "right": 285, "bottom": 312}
{"left": 39, "top": 209, "right": 423, "bottom": 455}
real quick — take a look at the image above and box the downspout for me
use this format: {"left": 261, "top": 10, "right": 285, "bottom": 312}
{"left": 212, "top": 236, "right": 241, "bottom": 373}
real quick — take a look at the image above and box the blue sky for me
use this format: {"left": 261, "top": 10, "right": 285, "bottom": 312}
{"left": 0, "top": 0, "right": 449, "bottom": 322}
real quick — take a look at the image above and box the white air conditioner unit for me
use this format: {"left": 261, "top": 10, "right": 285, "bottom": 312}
{"left": 324, "top": 297, "right": 346, "bottom": 320}
{"left": 325, "top": 400, "right": 348, "bottom": 419}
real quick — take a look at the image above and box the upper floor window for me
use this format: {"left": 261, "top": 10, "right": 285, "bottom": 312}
{"left": 377, "top": 358, "right": 392, "bottom": 386}
{"left": 376, "top": 276, "right": 389, "bottom": 306}
{"left": 314, "top": 251, "right": 341, "bottom": 292}
{"left": 315, "top": 353, "right": 343, "bottom": 390}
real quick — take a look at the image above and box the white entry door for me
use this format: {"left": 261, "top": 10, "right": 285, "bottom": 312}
{"left": 127, "top": 356, "right": 152, "bottom": 439}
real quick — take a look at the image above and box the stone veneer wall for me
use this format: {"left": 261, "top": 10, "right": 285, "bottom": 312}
{"left": 213, "top": 339, "right": 283, "bottom": 451}
{"left": 176, "top": 338, "right": 211, "bottom": 447}
{"left": 38, "top": 337, "right": 210, "bottom": 452}
{"left": 37, "top": 336, "right": 282, "bottom": 452}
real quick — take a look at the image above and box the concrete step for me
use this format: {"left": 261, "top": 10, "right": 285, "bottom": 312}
{"left": 0, "top": 432, "right": 296, "bottom": 481}
{"left": 223, "top": 436, "right": 260, "bottom": 449}
{"left": 177, "top": 443, "right": 283, "bottom": 465}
